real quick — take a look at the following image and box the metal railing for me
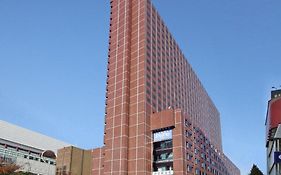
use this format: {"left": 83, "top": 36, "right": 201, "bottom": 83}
{"left": 152, "top": 170, "right": 174, "bottom": 175}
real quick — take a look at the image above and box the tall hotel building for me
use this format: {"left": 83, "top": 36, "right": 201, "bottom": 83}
{"left": 60, "top": 0, "right": 240, "bottom": 175}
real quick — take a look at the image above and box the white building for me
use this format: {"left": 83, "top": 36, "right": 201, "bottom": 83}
{"left": 0, "top": 120, "right": 70, "bottom": 175}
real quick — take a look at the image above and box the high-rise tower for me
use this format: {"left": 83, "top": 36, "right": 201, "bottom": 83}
{"left": 90, "top": 0, "right": 240, "bottom": 175}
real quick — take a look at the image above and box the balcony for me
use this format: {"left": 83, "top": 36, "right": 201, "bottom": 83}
{"left": 154, "top": 147, "right": 173, "bottom": 152}
{"left": 152, "top": 170, "right": 174, "bottom": 175}
{"left": 154, "top": 158, "right": 173, "bottom": 164}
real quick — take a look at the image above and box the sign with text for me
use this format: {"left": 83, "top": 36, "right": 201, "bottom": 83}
{"left": 153, "top": 130, "right": 172, "bottom": 142}
{"left": 274, "top": 152, "right": 281, "bottom": 163}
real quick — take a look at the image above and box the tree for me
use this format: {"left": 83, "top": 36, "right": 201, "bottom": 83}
{"left": 249, "top": 164, "right": 264, "bottom": 175}
{"left": 0, "top": 159, "right": 20, "bottom": 175}
{"left": 0, "top": 159, "right": 33, "bottom": 175}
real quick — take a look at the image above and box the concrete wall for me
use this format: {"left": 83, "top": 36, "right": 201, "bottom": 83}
{"left": 17, "top": 157, "right": 56, "bottom": 175}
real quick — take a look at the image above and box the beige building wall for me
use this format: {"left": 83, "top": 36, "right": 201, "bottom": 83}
{"left": 56, "top": 146, "right": 92, "bottom": 175}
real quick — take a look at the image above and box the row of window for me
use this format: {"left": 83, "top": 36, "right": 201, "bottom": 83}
{"left": 183, "top": 120, "right": 229, "bottom": 174}
{"left": 0, "top": 145, "right": 55, "bottom": 165}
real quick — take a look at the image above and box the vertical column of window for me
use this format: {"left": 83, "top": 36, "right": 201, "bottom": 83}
{"left": 206, "top": 100, "right": 209, "bottom": 142}
{"left": 184, "top": 60, "right": 188, "bottom": 114}
{"left": 177, "top": 48, "right": 182, "bottom": 108}
{"left": 145, "top": 6, "right": 153, "bottom": 173}
{"left": 175, "top": 43, "right": 178, "bottom": 108}
{"left": 180, "top": 56, "right": 184, "bottom": 112}
{"left": 191, "top": 75, "right": 194, "bottom": 124}
{"left": 168, "top": 34, "right": 172, "bottom": 108}
{"left": 179, "top": 52, "right": 182, "bottom": 109}
{"left": 166, "top": 33, "right": 170, "bottom": 108}
{"left": 186, "top": 61, "right": 190, "bottom": 115}
{"left": 163, "top": 27, "right": 166, "bottom": 109}
{"left": 197, "top": 81, "right": 201, "bottom": 133}
{"left": 164, "top": 31, "right": 168, "bottom": 108}
{"left": 158, "top": 17, "right": 163, "bottom": 111}
{"left": 150, "top": 5, "right": 154, "bottom": 111}
{"left": 192, "top": 73, "right": 196, "bottom": 125}
{"left": 165, "top": 26, "right": 167, "bottom": 108}
{"left": 203, "top": 89, "right": 206, "bottom": 131}
{"left": 174, "top": 40, "right": 177, "bottom": 108}
{"left": 182, "top": 59, "right": 185, "bottom": 113}
{"left": 198, "top": 82, "right": 202, "bottom": 128}
{"left": 169, "top": 41, "right": 172, "bottom": 109}
{"left": 169, "top": 40, "right": 173, "bottom": 108}
{"left": 174, "top": 45, "right": 178, "bottom": 108}
{"left": 172, "top": 40, "right": 176, "bottom": 108}
{"left": 161, "top": 27, "right": 165, "bottom": 109}
{"left": 151, "top": 10, "right": 155, "bottom": 110}
{"left": 155, "top": 12, "right": 159, "bottom": 112}
{"left": 161, "top": 23, "right": 165, "bottom": 110}
{"left": 165, "top": 29, "right": 169, "bottom": 109}
{"left": 191, "top": 124, "right": 196, "bottom": 175}
{"left": 169, "top": 37, "right": 173, "bottom": 108}
{"left": 199, "top": 85, "right": 202, "bottom": 127}
{"left": 186, "top": 63, "right": 189, "bottom": 114}
{"left": 151, "top": 9, "right": 156, "bottom": 111}
{"left": 173, "top": 45, "right": 177, "bottom": 108}
{"left": 189, "top": 69, "right": 193, "bottom": 119}
{"left": 176, "top": 49, "right": 179, "bottom": 108}
{"left": 202, "top": 91, "right": 205, "bottom": 130}
{"left": 158, "top": 20, "right": 161, "bottom": 111}
{"left": 195, "top": 79, "right": 198, "bottom": 123}
{"left": 204, "top": 92, "right": 208, "bottom": 136}
{"left": 193, "top": 77, "right": 196, "bottom": 124}
{"left": 179, "top": 53, "right": 182, "bottom": 109}
{"left": 194, "top": 74, "right": 197, "bottom": 124}
{"left": 183, "top": 57, "right": 187, "bottom": 113}
{"left": 146, "top": 2, "right": 152, "bottom": 107}
{"left": 198, "top": 83, "right": 202, "bottom": 130}
{"left": 151, "top": 4, "right": 154, "bottom": 110}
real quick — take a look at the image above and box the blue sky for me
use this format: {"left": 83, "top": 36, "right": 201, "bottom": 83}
{"left": 0, "top": 0, "right": 280, "bottom": 174}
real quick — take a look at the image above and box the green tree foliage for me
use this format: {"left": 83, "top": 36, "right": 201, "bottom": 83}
{"left": 249, "top": 164, "right": 264, "bottom": 175}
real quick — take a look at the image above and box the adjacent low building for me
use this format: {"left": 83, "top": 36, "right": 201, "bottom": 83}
{"left": 56, "top": 146, "right": 92, "bottom": 175}
{"left": 266, "top": 89, "right": 281, "bottom": 175}
{"left": 0, "top": 120, "right": 70, "bottom": 175}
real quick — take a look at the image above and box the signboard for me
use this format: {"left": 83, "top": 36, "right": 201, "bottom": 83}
{"left": 274, "top": 152, "right": 281, "bottom": 163}
{"left": 153, "top": 130, "right": 172, "bottom": 142}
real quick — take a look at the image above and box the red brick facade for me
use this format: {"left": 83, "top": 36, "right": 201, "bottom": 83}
{"left": 91, "top": 0, "right": 240, "bottom": 175}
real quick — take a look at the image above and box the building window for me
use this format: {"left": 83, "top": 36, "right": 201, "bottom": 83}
{"left": 187, "top": 165, "right": 192, "bottom": 172}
